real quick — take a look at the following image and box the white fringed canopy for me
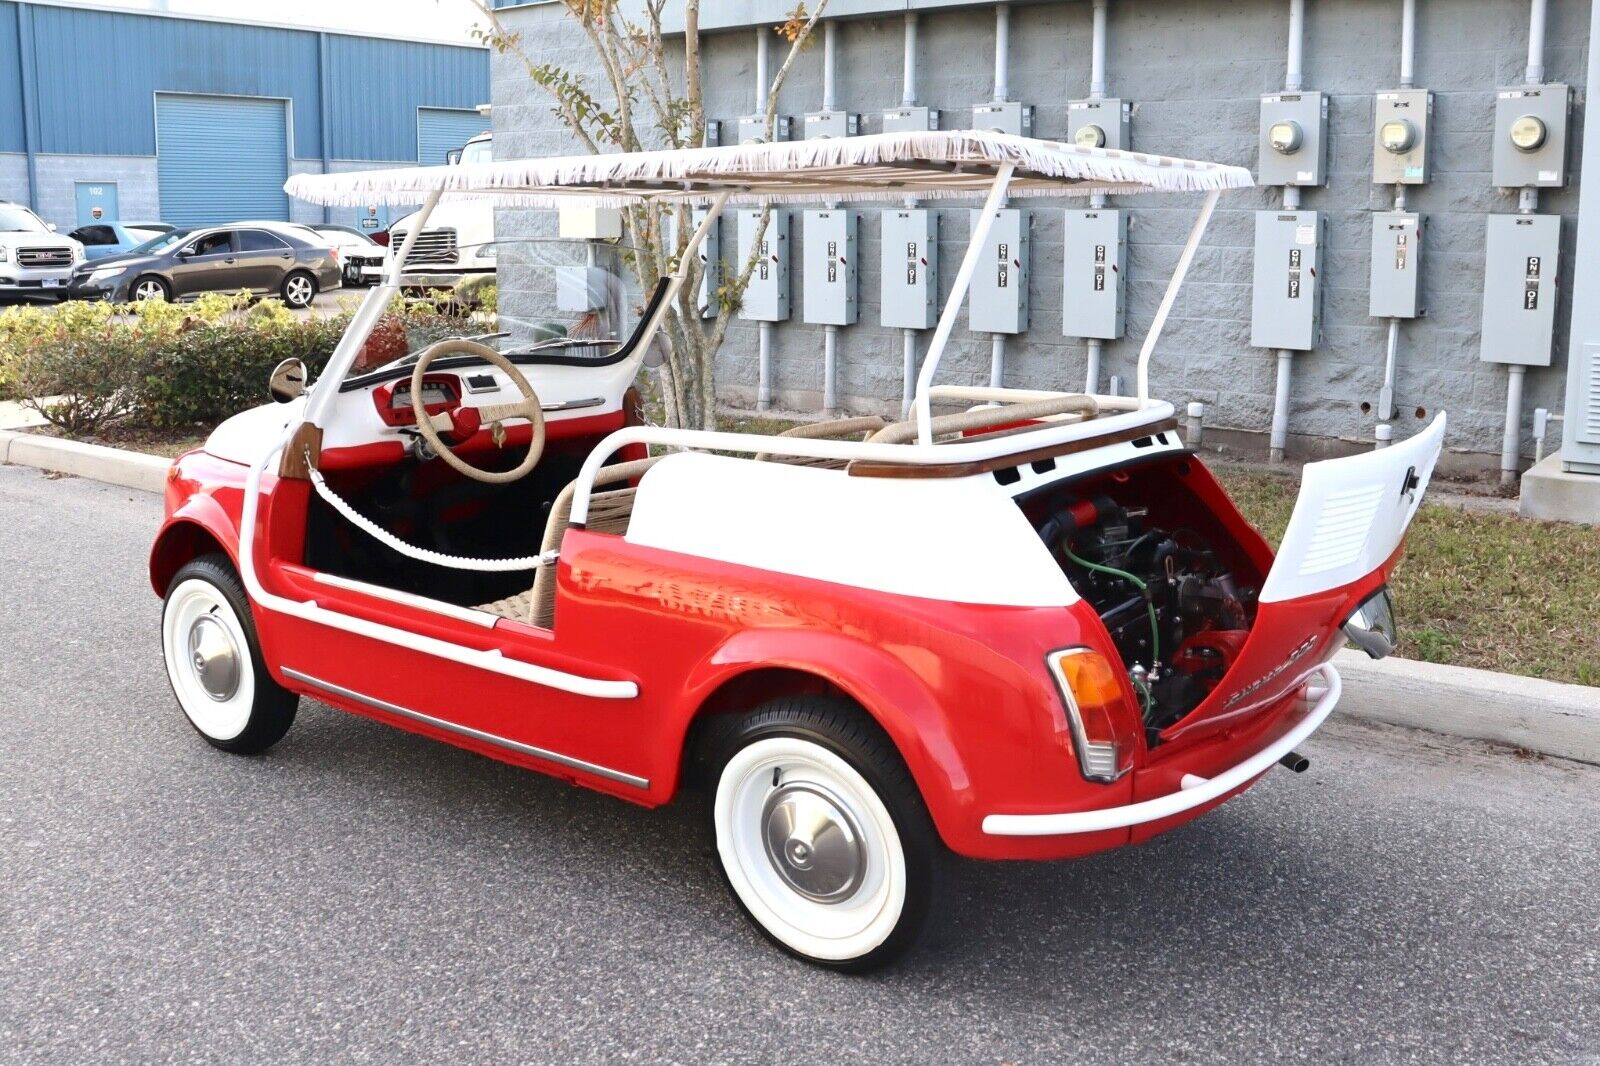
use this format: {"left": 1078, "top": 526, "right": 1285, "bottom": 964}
{"left": 286, "top": 130, "right": 1252, "bottom": 207}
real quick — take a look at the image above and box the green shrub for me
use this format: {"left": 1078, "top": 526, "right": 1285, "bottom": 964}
{"left": 0, "top": 293, "right": 482, "bottom": 435}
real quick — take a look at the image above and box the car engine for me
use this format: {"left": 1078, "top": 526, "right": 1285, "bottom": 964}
{"left": 1038, "top": 495, "right": 1257, "bottom": 735}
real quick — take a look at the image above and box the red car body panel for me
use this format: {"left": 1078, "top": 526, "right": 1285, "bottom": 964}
{"left": 151, "top": 442, "right": 1392, "bottom": 862}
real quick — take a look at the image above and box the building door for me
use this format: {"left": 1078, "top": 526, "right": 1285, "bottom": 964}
{"left": 156, "top": 94, "right": 289, "bottom": 226}
{"left": 417, "top": 107, "right": 485, "bottom": 165}
{"left": 74, "top": 182, "right": 118, "bottom": 226}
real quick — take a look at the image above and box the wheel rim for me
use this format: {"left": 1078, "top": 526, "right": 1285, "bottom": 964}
{"left": 716, "top": 737, "right": 907, "bottom": 962}
{"left": 162, "top": 578, "right": 255, "bottom": 741}
{"left": 286, "top": 276, "right": 312, "bottom": 306}
{"left": 134, "top": 280, "right": 164, "bottom": 301}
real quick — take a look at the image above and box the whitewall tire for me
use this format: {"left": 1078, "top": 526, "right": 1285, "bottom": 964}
{"left": 161, "top": 555, "right": 297, "bottom": 754}
{"left": 711, "top": 698, "right": 947, "bottom": 971}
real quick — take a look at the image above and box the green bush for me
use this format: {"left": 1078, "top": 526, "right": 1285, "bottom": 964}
{"left": 0, "top": 292, "right": 481, "bottom": 436}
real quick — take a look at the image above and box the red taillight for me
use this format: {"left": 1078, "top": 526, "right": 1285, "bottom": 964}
{"left": 329, "top": 246, "right": 340, "bottom": 263}
{"left": 1046, "top": 647, "right": 1139, "bottom": 782}
{"left": 372, "top": 230, "right": 391, "bottom": 247}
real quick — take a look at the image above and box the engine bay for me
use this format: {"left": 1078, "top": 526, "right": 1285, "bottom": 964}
{"left": 1022, "top": 456, "right": 1266, "bottom": 740}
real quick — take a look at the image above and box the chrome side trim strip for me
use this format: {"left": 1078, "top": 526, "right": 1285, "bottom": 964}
{"left": 544, "top": 397, "right": 605, "bottom": 412}
{"left": 282, "top": 667, "right": 650, "bottom": 790}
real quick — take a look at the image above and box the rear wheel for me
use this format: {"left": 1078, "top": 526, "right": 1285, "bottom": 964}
{"left": 710, "top": 697, "right": 948, "bottom": 972}
{"left": 131, "top": 275, "right": 169, "bottom": 302}
{"left": 161, "top": 554, "right": 297, "bottom": 754}
{"left": 281, "top": 270, "right": 316, "bottom": 308}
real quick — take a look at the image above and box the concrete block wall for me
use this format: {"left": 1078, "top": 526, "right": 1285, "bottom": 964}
{"left": 491, "top": 0, "right": 1591, "bottom": 465}
{"left": 0, "top": 154, "right": 28, "bottom": 207}
{"left": 30, "top": 155, "right": 158, "bottom": 230}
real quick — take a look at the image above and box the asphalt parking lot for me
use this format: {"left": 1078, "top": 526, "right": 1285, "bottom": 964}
{"left": 2, "top": 462, "right": 1597, "bottom": 1064}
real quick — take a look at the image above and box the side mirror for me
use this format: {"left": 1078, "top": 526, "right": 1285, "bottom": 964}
{"left": 177, "top": 246, "right": 195, "bottom": 258}
{"left": 446, "top": 148, "right": 464, "bottom": 166}
{"left": 46, "top": 222, "right": 58, "bottom": 232}
{"left": 268, "top": 358, "right": 308, "bottom": 403}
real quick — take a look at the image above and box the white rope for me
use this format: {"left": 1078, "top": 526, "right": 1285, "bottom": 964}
{"left": 308, "top": 466, "right": 550, "bottom": 573}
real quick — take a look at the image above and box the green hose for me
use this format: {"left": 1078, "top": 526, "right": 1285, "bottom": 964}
{"left": 1062, "top": 544, "right": 1161, "bottom": 666}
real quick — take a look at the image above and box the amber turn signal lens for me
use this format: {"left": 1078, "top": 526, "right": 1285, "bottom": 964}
{"left": 1046, "top": 647, "right": 1137, "bottom": 783}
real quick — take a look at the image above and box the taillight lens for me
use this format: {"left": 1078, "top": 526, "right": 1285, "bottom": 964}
{"left": 329, "top": 246, "right": 341, "bottom": 263}
{"left": 1046, "top": 647, "right": 1138, "bottom": 783}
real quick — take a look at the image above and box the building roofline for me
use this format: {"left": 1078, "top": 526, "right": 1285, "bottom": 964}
{"left": 16, "top": 0, "right": 491, "bottom": 51}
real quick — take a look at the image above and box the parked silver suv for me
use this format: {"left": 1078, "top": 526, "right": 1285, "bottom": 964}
{"left": 0, "top": 202, "right": 85, "bottom": 301}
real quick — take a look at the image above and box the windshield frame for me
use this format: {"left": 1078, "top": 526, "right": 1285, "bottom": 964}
{"left": 0, "top": 204, "right": 50, "bottom": 234}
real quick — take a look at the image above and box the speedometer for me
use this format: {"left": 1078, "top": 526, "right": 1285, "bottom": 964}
{"left": 391, "top": 381, "right": 456, "bottom": 409}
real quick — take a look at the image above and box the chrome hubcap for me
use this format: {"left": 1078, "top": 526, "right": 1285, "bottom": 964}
{"left": 187, "top": 614, "right": 241, "bottom": 702}
{"left": 761, "top": 780, "right": 866, "bottom": 903}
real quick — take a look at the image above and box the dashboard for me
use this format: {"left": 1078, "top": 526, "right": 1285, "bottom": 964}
{"left": 371, "top": 373, "right": 464, "bottom": 427}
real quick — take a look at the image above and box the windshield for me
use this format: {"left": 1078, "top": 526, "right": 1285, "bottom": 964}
{"left": 0, "top": 205, "right": 48, "bottom": 233}
{"left": 459, "top": 138, "right": 492, "bottom": 166}
{"left": 128, "top": 229, "right": 193, "bottom": 255}
{"left": 349, "top": 238, "right": 641, "bottom": 381}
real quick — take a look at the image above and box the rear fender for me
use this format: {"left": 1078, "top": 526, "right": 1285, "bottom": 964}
{"left": 673, "top": 628, "right": 974, "bottom": 845}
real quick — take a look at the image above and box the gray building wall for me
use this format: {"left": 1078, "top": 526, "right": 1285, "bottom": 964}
{"left": 491, "top": 0, "right": 1591, "bottom": 464}
{"left": 0, "top": 153, "right": 27, "bottom": 205}
{"left": 32, "top": 155, "right": 160, "bottom": 226}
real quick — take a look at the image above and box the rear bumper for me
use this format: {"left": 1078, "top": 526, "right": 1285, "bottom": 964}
{"left": 981, "top": 663, "right": 1341, "bottom": 836}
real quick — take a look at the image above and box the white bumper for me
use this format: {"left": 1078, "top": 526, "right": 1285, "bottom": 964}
{"left": 981, "top": 664, "right": 1342, "bottom": 836}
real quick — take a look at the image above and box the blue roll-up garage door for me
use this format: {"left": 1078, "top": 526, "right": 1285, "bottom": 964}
{"left": 157, "top": 94, "right": 289, "bottom": 226}
{"left": 417, "top": 107, "right": 486, "bottom": 165}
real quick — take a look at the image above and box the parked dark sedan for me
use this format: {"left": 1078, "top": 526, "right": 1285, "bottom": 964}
{"left": 67, "top": 223, "right": 341, "bottom": 307}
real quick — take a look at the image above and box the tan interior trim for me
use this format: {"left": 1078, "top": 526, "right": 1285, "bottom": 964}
{"left": 278, "top": 423, "right": 323, "bottom": 480}
{"left": 846, "top": 418, "right": 1181, "bottom": 480}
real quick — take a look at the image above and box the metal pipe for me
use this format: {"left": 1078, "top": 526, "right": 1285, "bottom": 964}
{"left": 758, "top": 321, "right": 774, "bottom": 411}
{"left": 1399, "top": 0, "right": 1417, "bottom": 88}
{"left": 1375, "top": 422, "right": 1393, "bottom": 450}
{"left": 755, "top": 27, "right": 769, "bottom": 112}
{"left": 915, "top": 164, "right": 1017, "bottom": 444}
{"left": 1186, "top": 401, "right": 1205, "bottom": 448}
{"left": 1526, "top": 0, "right": 1548, "bottom": 84}
{"left": 1270, "top": 349, "right": 1293, "bottom": 462}
{"left": 990, "top": 334, "right": 1006, "bottom": 389}
{"left": 823, "top": 324, "right": 839, "bottom": 415}
{"left": 1501, "top": 363, "right": 1525, "bottom": 485}
{"left": 1137, "top": 188, "right": 1222, "bottom": 406}
{"left": 902, "top": 329, "right": 917, "bottom": 417}
{"left": 1085, "top": 338, "right": 1103, "bottom": 394}
{"left": 822, "top": 21, "right": 838, "bottom": 112}
{"left": 1380, "top": 318, "right": 1400, "bottom": 422}
{"left": 1285, "top": 0, "right": 1306, "bottom": 92}
{"left": 1519, "top": 187, "right": 1540, "bottom": 213}
{"left": 993, "top": 4, "right": 1011, "bottom": 102}
{"left": 1090, "top": 0, "right": 1109, "bottom": 99}
{"left": 1283, "top": 184, "right": 1302, "bottom": 210}
{"left": 901, "top": 12, "right": 919, "bottom": 108}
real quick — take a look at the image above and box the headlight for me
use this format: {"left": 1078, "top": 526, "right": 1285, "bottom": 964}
{"left": 0, "top": 246, "right": 9, "bottom": 263}
{"left": 1342, "top": 587, "right": 1397, "bottom": 659}
{"left": 87, "top": 266, "right": 124, "bottom": 283}
{"left": 1045, "top": 647, "right": 1138, "bottom": 783}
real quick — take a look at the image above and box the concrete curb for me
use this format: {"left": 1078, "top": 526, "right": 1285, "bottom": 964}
{"left": 5, "top": 428, "right": 1593, "bottom": 764}
{"left": 1333, "top": 648, "right": 1599, "bottom": 766}
{"left": 0, "top": 429, "right": 171, "bottom": 494}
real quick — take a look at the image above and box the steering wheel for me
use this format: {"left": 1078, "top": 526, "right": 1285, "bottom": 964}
{"left": 410, "top": 339, "right": 546, "bottom": 485}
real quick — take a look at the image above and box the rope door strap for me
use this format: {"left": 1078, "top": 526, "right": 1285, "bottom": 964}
{"left": 308, "top": 465, "right": 552, "bottom": 573}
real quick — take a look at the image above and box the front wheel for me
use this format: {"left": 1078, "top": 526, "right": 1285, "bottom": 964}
{"left": 280, "top": 270, "right": 316, "bottom": 309}
{"left": 131, "top": 275, "right": 169, "bottom": 302}
{"left": 161, "top": 554, "right": 298, "bottom": 754}
{"left": 710, "top": 697, "right": 948, "bottom": 972}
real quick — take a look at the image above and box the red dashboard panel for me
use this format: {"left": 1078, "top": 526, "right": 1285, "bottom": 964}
{"left": 372, "top": 373, "right": 460, "bottom": 427}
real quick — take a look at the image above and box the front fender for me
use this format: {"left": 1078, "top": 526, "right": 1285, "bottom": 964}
{"left": 672, "top": 627, "right": 978, "bottom": 851}
{"left": 148, "top": 491, "right": 241, "bottom": 596}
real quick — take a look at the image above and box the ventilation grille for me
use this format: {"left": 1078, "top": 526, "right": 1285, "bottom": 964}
{"left": 1582, "top": 345, "right": 1600, "bottom": 445}
{"left": 1299, "top": 484, "right": 1385, "bottom": 576}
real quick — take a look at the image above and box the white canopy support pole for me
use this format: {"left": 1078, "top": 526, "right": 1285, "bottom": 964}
{"left": 302, "top": 189, "right": 442, "bottom": 428}
{"left": 1135, "top": 187, "right": 1219, "bottom": 408}
{"left": 912, "top": 163, "right": 1015, "bottom": 445}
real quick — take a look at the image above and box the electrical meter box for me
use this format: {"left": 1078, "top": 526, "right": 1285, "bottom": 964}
{"left": 1067, "top": 98, "right": 1131, "bottom": 152}
{"left": 1492, "top": 84, "right": 1571, "bottom": 188}
{"left": 737, "top": 209, "right": 790, "bottom": 322}
{"left": 802, "top": 210, "right": 858, "bottom": 326}
{"left": 556, "top": 265, "right": 608, "bottom": 312}
{"left": 558, "top": 205, "right": 623, "bottom": 241}
{"left": 668, "top": 208, "right": 722, "bottom": 319}
{"left": 972, "top": 101, "right": 1034, "bottom": 137}
{"left": 880, "top": 208, "right": 938, "bottom": 330}
{"left": 1372, "top": 89, "right": 1433, "bottom": 185}
{"left": 1369, "top": 211, "right": 1424, "bottom": 319}
{"left": 1480, "top": 213, "right": 1561, "bottom": 366}
{"left": 1258, "top": 91, "right": 1328, "bottom": 187}
{"left": 678, "top": 119, "right": 721, "bottom": 147}
{"left": 1062, "top": 208, "right": 1126, "bottom": 339}
{"left": 882, "top": 106, "right": 938, "bottom": 134}
{"left": 968, "top": 208, "right": 1029, "bottom": 334}
{"left": 804, "top": 111, "right": 859, "bottom": 139}
{"left": 1250, "top": 210, "right": 1324, "bottom": 350}
{"left": 737, "top": 114, "right": 791, "bottom": 144}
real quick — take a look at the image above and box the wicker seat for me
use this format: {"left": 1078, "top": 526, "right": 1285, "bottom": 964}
{"left": 474, "top": 457, "right": 658, "bottom": 627}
